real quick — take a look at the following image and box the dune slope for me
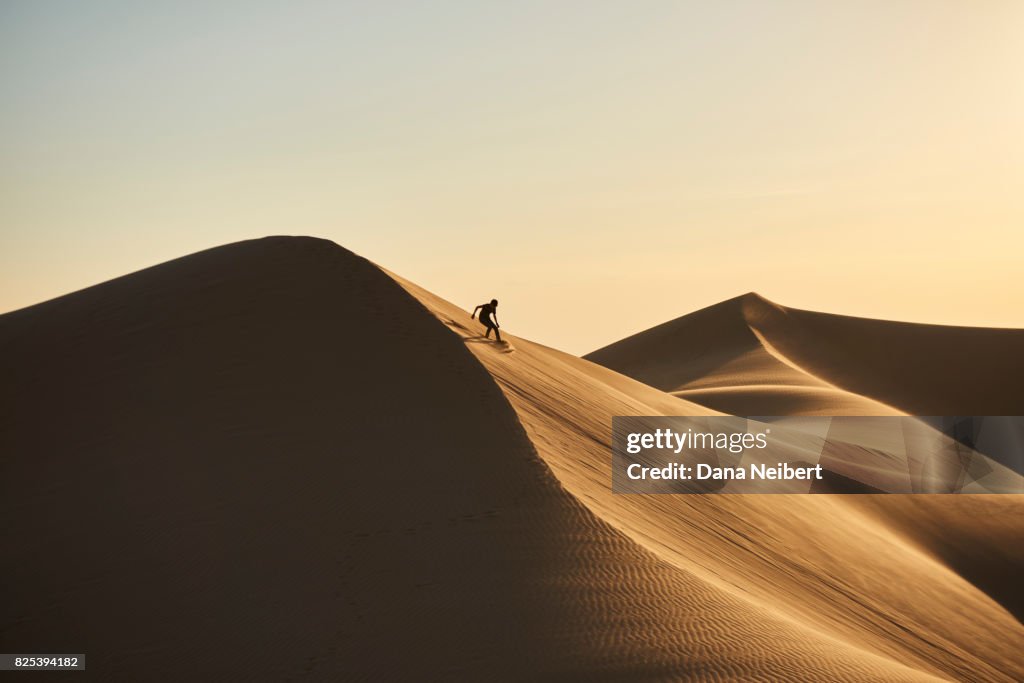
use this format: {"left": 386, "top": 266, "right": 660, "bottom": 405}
{"left": 398, "top": 275, "right": 1024, "bottom": 682}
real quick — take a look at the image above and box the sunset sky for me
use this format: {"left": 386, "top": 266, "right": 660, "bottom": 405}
{"left": 3, "top": 1, "right": 1022, "bottom": 354}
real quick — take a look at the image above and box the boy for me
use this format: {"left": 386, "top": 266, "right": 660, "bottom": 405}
{"left": 471, "top": 299, "right": 501, "bottom": 342}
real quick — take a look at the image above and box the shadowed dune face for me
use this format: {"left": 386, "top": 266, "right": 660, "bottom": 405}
{"left": 757, "top": 305, "right": 1024, "bottom": 417}
{"left": 2, "top": 238, "right": 1022, "bottom": 681}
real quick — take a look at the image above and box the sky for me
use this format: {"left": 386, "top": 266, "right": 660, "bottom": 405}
{"left": 2, "top": 0, "right": 1022, "bottom": 355}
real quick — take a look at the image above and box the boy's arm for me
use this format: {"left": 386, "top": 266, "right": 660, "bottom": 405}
{"left": 471, "top": 304, "right": 481, "bottom": 319}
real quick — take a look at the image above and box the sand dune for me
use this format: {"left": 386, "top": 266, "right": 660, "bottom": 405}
{"left": 2, "top": 237, "right": 1021, "bottom": 681}
{"left": 584, "top": 293, "right": 900, "bottom": 416}
{"left": 586, "top": 292, "right": 1024, "bottom": 416}
{"left": 400, "top": 273, "right": 1024, "bottom": 682}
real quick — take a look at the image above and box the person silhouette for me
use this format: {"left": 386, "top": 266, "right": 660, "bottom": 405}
{"left": 471, "top": 299, "right": 501, "bottom": 342}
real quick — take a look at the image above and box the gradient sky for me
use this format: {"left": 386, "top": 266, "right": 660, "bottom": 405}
{"left": 2, "top": 1, "right": 1022, "bottom": 354}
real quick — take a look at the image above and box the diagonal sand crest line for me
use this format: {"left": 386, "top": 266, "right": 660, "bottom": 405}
{"left": 744, "top": 322, "right": 908, "bottom": 416}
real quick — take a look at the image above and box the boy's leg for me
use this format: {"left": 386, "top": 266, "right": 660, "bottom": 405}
{"left": 494, "top": 327, "right": 502, "bottom": 342}
{"left": 484, "top": 324, "right": 492, "bottom": 338}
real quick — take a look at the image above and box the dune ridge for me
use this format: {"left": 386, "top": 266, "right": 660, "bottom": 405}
{"left": 2, "top": 237, "right": 1021, "bottom": 681}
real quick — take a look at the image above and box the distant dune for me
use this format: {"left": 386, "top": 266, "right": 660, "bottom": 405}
{"left": 585, "top": 292, "right": 1024, "bottom": 416}
{"left": 2, "top": 237, "right": 1021, "bottom": 681}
